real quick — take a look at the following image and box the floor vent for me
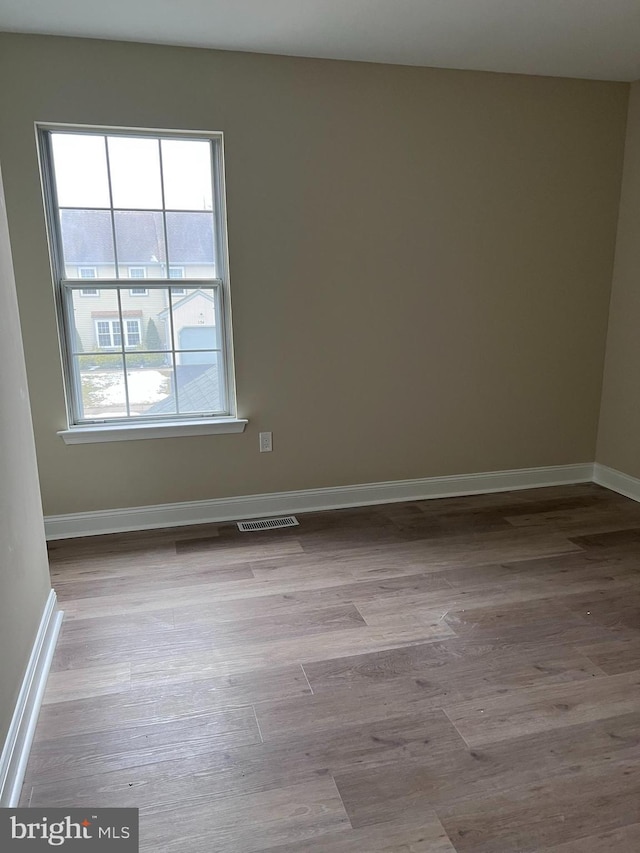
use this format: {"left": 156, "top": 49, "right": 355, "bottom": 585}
{"left": 237, "top": 516, "right": 299, "bottom": 532}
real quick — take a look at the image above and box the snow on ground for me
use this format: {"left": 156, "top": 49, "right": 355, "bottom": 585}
{"left": 82, "top": 369, "right": 169, "bottom": 407}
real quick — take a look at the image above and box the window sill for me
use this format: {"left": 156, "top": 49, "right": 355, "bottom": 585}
{"left": 58, "top": 418, "right": 248, "bottom": 445}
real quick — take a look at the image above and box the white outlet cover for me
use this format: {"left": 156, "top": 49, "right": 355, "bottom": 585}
{"left": 259, "top": 431, "right": 272, "bottom": 452}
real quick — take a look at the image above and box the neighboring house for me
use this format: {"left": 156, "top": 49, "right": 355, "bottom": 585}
{"left": 61, "top": 210, "right": 218, "bottom": 354}
{"left": 158, "top": 289, "right": 218, "bottom": 365}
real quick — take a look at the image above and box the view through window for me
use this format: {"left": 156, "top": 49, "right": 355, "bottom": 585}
{"left": 39, "top": 127, "right": 234, "bottom": 425}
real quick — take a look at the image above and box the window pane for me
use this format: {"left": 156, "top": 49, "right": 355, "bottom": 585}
{"left": 170, "top": 287, "right": 219, "bottom": 351}
{"left": 108, "top": 136, "right": 162, "bottom": 209}
{"left": 60, "top": 210, "right": 115, "bottom": 278}
{"left": 74, "top": 355, "right": 128, "bottom": 419}
{"left": 161, "top": 139, "right": 213, "bottom": 210}
{"left": 69, "top": 287, "right": 173, "bottom": 354}
{"left": 67, "top": 299, "right": 84, "bottom": 354}
{"left": 166, "top": 212, "right": 215, "bottom": 277}
{"left": 125, "top": 357, "right": 176, "bottom": 416}
{"left": 69, "top": 288, "right": 123, "bottom": 352}
{"left": 51, "top": 133, "right": 110, "bottom": 208}
{"left": 127, "top": 291, "right": 171, "bottom": 351}
{"left": 175, "top": 353, "right": 224, "bottom": 414}
{"left": 114, "top": 211, "right": 166, "bottom": 277}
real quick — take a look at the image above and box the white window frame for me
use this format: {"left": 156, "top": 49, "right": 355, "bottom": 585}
{"left": 37, "top": 123, "right": 246, "bottom": 442}
{"left": 80, "top": 288, "right": 99, "bottom": 297}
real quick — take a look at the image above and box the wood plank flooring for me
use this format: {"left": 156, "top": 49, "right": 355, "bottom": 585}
{"left": 22, "top": 483, "right": 640, "bottom": 852}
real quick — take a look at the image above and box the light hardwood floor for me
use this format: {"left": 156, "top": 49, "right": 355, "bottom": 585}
{"left": 21, "top": 483, "right": 640, "bottom": 851}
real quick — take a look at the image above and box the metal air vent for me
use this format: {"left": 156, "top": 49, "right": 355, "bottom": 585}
{"left": 237, "top": 516, "right": 299, "bottom": 532}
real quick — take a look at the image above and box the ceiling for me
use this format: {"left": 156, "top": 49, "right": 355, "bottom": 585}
{"left": 0, "top": 0, "right": 639, "bottom": 82}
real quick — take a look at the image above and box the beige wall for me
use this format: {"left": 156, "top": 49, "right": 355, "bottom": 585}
{"left": 0, "top": 33, "right": 629, "bottom": 515}
{"left": 0, "top": 162, "right": 51, "bottom": 747}
{"left": 597, "top": 82, "right": 640, "bottom": 478}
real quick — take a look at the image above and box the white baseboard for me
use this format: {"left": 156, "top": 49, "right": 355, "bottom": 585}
{"left": 44, "top": 462, "right": 594, "bottom": 540}
{"left": 593, "top": 463, "right": 640, "bottom": 503}
{"left": 0, "top": 590, "right": 63, "bottom": 807}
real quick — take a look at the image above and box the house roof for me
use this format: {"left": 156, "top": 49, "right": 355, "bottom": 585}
{"left": 146, "top": 364, "right": 221, "bottom": 415}
{"left": 60, "top": 209, "right": 215, "bottom": 266}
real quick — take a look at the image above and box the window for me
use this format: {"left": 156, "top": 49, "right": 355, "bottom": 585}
{"left": 125, "top": 319, "right": 141, "bottom": 347}
{"left": 169, "top": 268, "right": 186, "bottom": 295}
{"left": 95, "top": 319, "right": 120, "bottom": 348}
{"left": 79, "top": 267, "right": 98, "bottom": 295}
{"left": 38, "top": 125, "right": 240, "bottom": 433}
{"left": 94, "top": 318, "right": 141, "bottom": 349}
{"left": 128, "top": 267, "right": 148, "bottom": 295}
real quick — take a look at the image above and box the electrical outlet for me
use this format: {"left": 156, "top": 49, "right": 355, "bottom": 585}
{"left": 259, "top": 431, "right": 273, "bottom": 452}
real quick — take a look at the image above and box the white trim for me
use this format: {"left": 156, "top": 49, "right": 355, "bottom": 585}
{"left": 593, "top": 463, "right": 640, "bottom": 502}
{"left": 44, "top": 463, "right": 594, "bottom": 540}
{"left": 58, "top": 416, "right": 248, "bottom": 444}
{"left": 39, "top": 124, "right": 239, "bottom": 435}
{"left": 0, "top": 590, "right": 63, "bottom": 807}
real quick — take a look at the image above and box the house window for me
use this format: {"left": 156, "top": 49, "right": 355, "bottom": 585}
{"left": 169, "top": 267, "right": 186, "bottom": 295}
{"left": 125, "top": 319, "right": 141, "bottom": 347}
{"left": 96, "top": 319, "right": 121, "bottom": 348}
{"left": 79, "top": 267, "right": 98, "bottom": 295}
{"left": 38, "top": 125, "right": 237, "bottom": 427}
{"left": 95, "top": 318, "right": 141, "bottom": 349}
{"left": 128, "top": 267, "right": 148, "bottom": 295}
